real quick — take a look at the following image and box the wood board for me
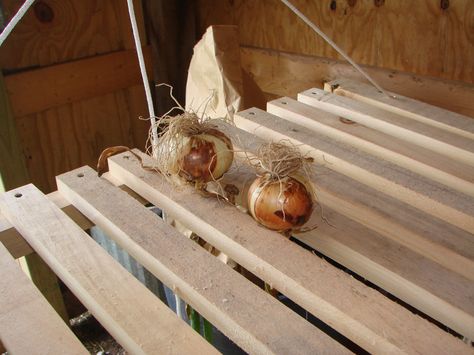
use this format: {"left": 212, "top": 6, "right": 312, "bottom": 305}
{"left": 0, "top": 184, "right": 216, "bottom": 354}
{"left": 56, "top": 166, "right": 348, "bottom": 355}
{"left": 5, "top": 47, "right": 152, "bottom": 117}
{"left": 220, "top": 123, "right": 474, "bottom": 340}
{"left": 106, "top": 150, "right": 470, "bottom": 354}
{"left": 197, "top": 0, "right": 474, "bottom": 83}
{"left": 0, "top": 242, "right": 87, "bottom": 355}
{"left": 296, "top": 89, "right": 474, "bottom": 167}
{"left": 235, "top": 108, "right": 474, "bottom": 235}
{"left": 269, "top": 93, "right": 474, "bottom": 197}
{"left": 326, "top": 79, "right": 474, "bottom": 135}
{"left": 1, "top": 0, "right": 151, "bottom": 194}
{"left": 239, "top": 47, "right": 474, "bottom": 118}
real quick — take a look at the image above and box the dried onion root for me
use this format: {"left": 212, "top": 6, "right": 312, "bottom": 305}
{"left": 247, "top": 141, "right": 316, "bottom": 233}
{"left": 152, "top": 111, "right": 234, "bottom": 188}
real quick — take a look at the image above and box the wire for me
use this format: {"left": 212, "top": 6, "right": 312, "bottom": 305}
{"left": 126, "top": 0, "right": 159, "bottom": 150}
{"left": 0, "top": 0, "right": 35, "bottom": 47}
{"left": 281, "top": 0, "right": 394, "bottom": 98}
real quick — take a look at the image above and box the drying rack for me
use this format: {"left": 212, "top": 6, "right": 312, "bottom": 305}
{"left": 1, "top": 79, "right": 473, "bottom": 354}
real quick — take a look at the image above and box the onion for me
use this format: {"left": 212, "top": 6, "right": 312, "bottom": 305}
{"left": 177, "top": 128, "right": 233, "bottom": 183}
{"left": 152, "top": 111, "right": 234, "bottom": 185}
{"left": 248, "top": 175, "right": 313, "bottom": 231}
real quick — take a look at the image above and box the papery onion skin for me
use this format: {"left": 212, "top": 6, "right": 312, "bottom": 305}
{"left": 178, "top": 128, "right": 233, "bottom": 183}
{"left": 248, "top": 176, "right": 313, "bottom": 231}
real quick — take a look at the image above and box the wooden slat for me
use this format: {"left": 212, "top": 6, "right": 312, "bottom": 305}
{"left": 4, "top": 47, "right": 152, "bottom": 117}
{"left": 218, "top": 123, "right": 474, "bottom": 338}
{"left": 107, "top": 150, "right": 470, "bottom": 355}
{"left": 0, "top": 184, "right": 216, "bottom": 355}
{"left": 294, "top": 90, "right": 474, "bottom": 167}
{"left": 220, "top": 122, "right": 474, "bottom": 274}
{"left": 235, "top": 108, "right": 474, "bottom": 235}
{"left": 0, "top": 191, "right": 93, "bottom": 258}
{"left": 326, "top": 79, "right": 474, "bottom": 137}
{"left": 239, "top": 47, "right": 474, "bottom": 118}
{"left": 271, "top": 92, "right": 474, "bottom": 197}
{"left": 0, "top": 186, "right": 148, "bottom": 259}
{"left": 0, "top": 242, "right": 87, "bottom": 355}
{"left": 56, "top": 166, "right": 348, "bottom": 355}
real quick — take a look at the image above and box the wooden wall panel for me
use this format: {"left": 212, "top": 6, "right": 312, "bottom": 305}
{"left": 16, "top": 91, "right": 142, "bottom": 192}
{"left": 240, "top": 47, "right": 474, "bottom": 118}
{"left": 0, "top": 0, "right": 150, "bottom": 193}
{"left": 0, "top": 0, "right": 123, "bottom": 70}
{"left": 196, "top": 0, "right": 474, "bottom": 83}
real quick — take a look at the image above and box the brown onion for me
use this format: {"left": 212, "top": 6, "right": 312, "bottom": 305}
{"left": 247, "top": 175, "right": 313, "bottom": 231}
{"left": 176, "top": 128, "right": 233, "bottom": 183}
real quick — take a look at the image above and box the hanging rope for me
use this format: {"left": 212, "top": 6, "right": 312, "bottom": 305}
{"left": 0, "top": 0, "right": 35, "bottom": 47}
{"left": 126, "top": 0, "right": 159, "bottom": 152}
{"left": 281, "top": 0, "right": 393, "bottom": 99}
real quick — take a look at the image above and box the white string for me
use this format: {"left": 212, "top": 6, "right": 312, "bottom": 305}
{"left": 281, "top": 0, "right": 394, "bottom": 99}
{"left": 0, "top": 0, "right": 35, "bottom": 47}
{"left": 126, "top": 0, "right": 159, "bottom": 152}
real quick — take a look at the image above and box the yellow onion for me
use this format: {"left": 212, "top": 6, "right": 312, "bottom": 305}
{"left": 247, "top": 175, "right": 313, "bottom": 231}
{"left": 175, "top": 128, "right": 233, "bottom": 183}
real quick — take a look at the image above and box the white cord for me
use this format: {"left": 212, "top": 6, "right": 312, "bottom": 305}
{"left": 281, "top": 0, "right": 393, "bottom": 98}
{"left": 126, "top": 0, "right": 159, "bottom": 151}
{"left": 0, "top": 0, "right": 35, "bottom": 47}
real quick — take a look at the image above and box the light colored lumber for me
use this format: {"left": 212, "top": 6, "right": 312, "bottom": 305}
{"left": 56, "top": 166, "right": 348, "bottom": 355}
{"left": 0, "top": 188, "right": 143, "bottom": 259}
{"left": 293, "top": 90, "right": 474, "bottom": 197}
{"left": 0, "top": 191, "right": 93, "bottom": 258}
{"left": 20, "top": 252, "right": 69, "bottom": 322}
{"left": 235, "top": 108, "right": 474, "bottom": 235}
{"left": 4, "top": 47, "right": 152, "bottom": 117}
{"left": 326, "top": 79, "right": 474, "bottom": 138}
{"left": 220, "top": 123, "right": 474, "bottom": 338}
{"left": 1, "top": 72, "right": 67, "bottom": 322}
{"left": 107, "top": 150, "right": 470, "bottom": 355}
{"left": 0, "top": 242, "right": 87, "bottom": 355}
{"left": 239, "top": 46, "right": 474, "bottom": 118}
{"left": 0, "top": 184, "right": 217, "bottom": 355}
{"left": 295, "top": 90, "right": 474, "bottom": 167}
{"left": 222, "top": 122, "right": 474, "bottom": 274}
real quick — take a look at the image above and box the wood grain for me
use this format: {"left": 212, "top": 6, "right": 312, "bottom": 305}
{"left": 0, "top": 74, "right": 29, "bottom": 191}
{"left": 0, "top": 0, "right": 123, "bottom": 69}
{"left": 0, "top": 187, "right": 145, "bottom": 259}
{"left": 107, "top": 150, "right": 471, "bottom": 354}
{"left": 221, "top": 124, "right": 474, "bottom": 339}
{"left": 239, "top": 47, "right": 474, "bottom": 118}
{"left": 297, "top": 90, "right": 474, "bottom": 167}
{"left": 235, "top": 108, "right": 474, "bottom": 234}
{"left": 197, "top": 0, "right": 474, "bottom": 83}
{"left": 0, "top": 243, "right": 87, "bottom": 355}
{"left": 1, "top": 0, "right": 150, "bottom": 194}
{"left": 15, "top": 91, "right": 138, "bottom": 193}
{"left": 327, "top": 79, "right": 474, "bottom": 136}
{"left": 5, "top": 48, "right": 152, "bottom": 117}
{"left": 290, "top": 90, "right": 474, "bottom": 196}
{"left": 57, "top": 166, "right": 349, "bottom": 355}
{"left": 0, "top": 184, "right": 217, "bottom": 354}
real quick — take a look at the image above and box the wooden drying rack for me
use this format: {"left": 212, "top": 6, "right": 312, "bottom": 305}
{"left": 1, "top": 79, "right": 473, "bottom": 354}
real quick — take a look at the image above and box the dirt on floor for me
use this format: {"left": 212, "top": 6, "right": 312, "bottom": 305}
{"left": 70, "top": 312, "right": 126, "bottom": 355}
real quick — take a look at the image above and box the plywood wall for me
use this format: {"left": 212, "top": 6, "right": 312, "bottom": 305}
{"left": 196, "top": 0, "right": 474, "bottom": 84}
{"left": 0, "top": 0, "right": 150, "bottom": 193}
